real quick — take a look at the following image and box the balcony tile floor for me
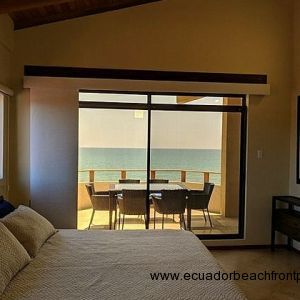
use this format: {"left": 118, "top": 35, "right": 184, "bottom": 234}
{"left": 78, "top": 208, "right": 238, "bottom": 234}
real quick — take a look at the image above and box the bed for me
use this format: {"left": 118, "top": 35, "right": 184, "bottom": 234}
{"left": 2, "top": 229, "right": 246, "bottom": 300}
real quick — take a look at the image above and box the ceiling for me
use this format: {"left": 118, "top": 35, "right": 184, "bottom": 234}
{"left": 0, "top": 0, "right": 161, "bottom": 30}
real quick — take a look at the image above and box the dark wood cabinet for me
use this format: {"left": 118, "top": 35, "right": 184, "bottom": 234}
{"left": 271, "top": 196, "right": 300, "bottom": 250}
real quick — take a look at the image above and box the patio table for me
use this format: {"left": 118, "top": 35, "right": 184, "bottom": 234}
{"left": 107, "top": 183, "right": 188, "bottom": 230}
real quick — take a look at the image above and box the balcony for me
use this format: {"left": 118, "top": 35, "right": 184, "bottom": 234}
{"left": 77, "top": 168, "right": 238, "bottom": 234}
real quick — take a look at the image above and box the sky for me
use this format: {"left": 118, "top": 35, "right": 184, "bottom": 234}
{"left": 79, "top": 94, "right": 223, "bottom": 149}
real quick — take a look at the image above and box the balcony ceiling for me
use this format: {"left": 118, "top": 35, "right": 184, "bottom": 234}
{"left": 1, "top": 0, "right": 161, "bottom": 30}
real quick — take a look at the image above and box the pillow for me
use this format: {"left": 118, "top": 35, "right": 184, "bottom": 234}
{"left": 0, "top": 222, "right": 31, "bottom": 295}
{"left": 0, "top": 196, "right": 15, "bottom": 218}
{"left": 1, "top": 205, "right": 57, "bottom": 257}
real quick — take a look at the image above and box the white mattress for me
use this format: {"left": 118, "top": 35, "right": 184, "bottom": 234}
{"left": 2, "top": 230, "right": 246, "bottom": 300}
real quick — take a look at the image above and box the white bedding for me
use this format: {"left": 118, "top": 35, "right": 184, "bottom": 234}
{"left": 2, "top": 230, "right": 245, "bottom": 300}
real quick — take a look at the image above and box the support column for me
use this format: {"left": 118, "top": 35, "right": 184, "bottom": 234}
{"left": 221, "top": 98, "right": 240, "bottom": 217}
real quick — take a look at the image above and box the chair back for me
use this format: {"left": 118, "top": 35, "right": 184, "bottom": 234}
{"left": 188, "top": 183, "right": 215, "bottom": 209}
{"left": 85, "top": 184, "right": 111, "bottom": 211}
{"left": 119, "top": 179, "right": 141, "bottom": 184}
{"left": 119, "top": 189, "right": 147, "bottom": 215}
{"left": 203, "top": 182, "right": 214, "bottom": 198}
{"left": 85, "top": 184, "right": 94, "bottom": 198}
{"left": 149, "top": 179, "right": 169, "bottom": 184}
{"left": 153, "top": 189, "right": 187, "bottom": 214}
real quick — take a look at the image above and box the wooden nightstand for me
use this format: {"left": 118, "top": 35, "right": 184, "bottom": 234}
{"left": 271, "top": 196, "right": 300, "bottom": 251}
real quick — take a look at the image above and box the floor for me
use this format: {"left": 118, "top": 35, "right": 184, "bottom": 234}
{"left": 212, "top": 248, "right": 300, "bottom": 300}
{"left": 77, "top": 208, "right": 238, "bottom": 234}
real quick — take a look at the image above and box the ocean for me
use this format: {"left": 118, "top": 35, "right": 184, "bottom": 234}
{"left": 78, "top": 148, "right": 221, "bottom": 184}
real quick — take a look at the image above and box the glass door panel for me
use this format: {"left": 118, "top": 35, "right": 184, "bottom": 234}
{"left": 78, "top": 103, "right": 148, "bottom": 229}
{"left": 150, "top": 105, "right": 242, "bottom": 235}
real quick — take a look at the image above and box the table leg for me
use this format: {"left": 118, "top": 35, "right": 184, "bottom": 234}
{"left": 287, "top": 203, "right": 293, "bottom": 250}
{"left": 287, "top": 237, "right": 292, "bottom": 250}
{"left": 271, "top": 197, "right": 275, "bottom": 251}
{"left": 187, "top": 207, "right": 191, "bottom": 231}
{"left": 109, "top": 193, "right": 113, "bottom": 230}
{"left": 109, "top": 210, "right": 112, "bottom": 230}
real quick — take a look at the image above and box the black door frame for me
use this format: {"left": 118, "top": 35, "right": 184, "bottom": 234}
{"left": 79, "top": 91, "right": 247, "bottom": 240}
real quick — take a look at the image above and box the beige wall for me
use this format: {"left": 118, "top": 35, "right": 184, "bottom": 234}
{"left": 10, "top": 0, "right": 293, "bottom": 241}
{"left": 290, "top": 0, "right": 300, "bottom": 196}
{"left": 0, "top": 14, "right": 13, "bottom": 87}
{"left": 221, "top": 98, "right": 241, "bottom": 218}
{"left": 0, "top": 14, "right": 13, "bottom": 200}
{"left": 289, "top": 0, "right": 300, "bottom": 249}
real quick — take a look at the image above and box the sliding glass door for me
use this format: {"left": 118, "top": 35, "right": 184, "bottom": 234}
{"left": 78, "top": 92, "right": 246, "bottom": 239}
{"left": 78, "top": 93, "right": 148, "bottom": 230}
{"left": 150, "top": 109, "right": 222, "bottom": 232}
{"left": 149, "top": 96, "right": 244, "bottom": 236}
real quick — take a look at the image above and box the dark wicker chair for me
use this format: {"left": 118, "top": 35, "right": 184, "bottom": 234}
{"left": 117, "top": 189, "right": 147, "bottom": 229}
{"left": 149, "top": 179, "right": 169, "bottom": 183}
{"left": 152, "top": 189, "right": 188, "bottom": 230}
{"left": 118, "top": 179, "right": 140, "bottom": 184}
{"left": 89, "top": 183, "right": 96, "bottom": 195}
{"left": 89, "top": 183, "right": 106, "bottom": 195}
{"left": 188, "top": 183, "right": 215, "bottom": 228}
{"left": 85, "top": 184, "right": 117, "bottom": 229}
{"left": 149, "top": 179, "right": 172, "bottom": 219}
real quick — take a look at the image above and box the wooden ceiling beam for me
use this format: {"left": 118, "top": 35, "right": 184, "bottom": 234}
{"left": 0, "top": 0, "right": 71, "bottom": 14}
{"left": 10, "top": 0, "right": 162, "bottom": 30}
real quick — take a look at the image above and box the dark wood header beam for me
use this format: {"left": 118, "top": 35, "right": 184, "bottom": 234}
{"left": 8, "top": 0, "right": 162, "bottom": 30}
{"left": 0, "top": 0, "right": 69, "bottom": 13}
{"left": 24, "top": 65, "right": 267, "bottom": 84}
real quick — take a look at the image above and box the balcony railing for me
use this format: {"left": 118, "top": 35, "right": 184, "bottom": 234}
{"left": 78, "top": 168, "right": 222, "bottom": 212}
{"left": 78, "top": 169, "right": 221, "bottom": 184}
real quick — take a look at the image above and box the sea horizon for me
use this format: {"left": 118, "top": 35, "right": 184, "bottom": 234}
{"left": 78, "top": 147, "right": 221, "bottom": 184}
